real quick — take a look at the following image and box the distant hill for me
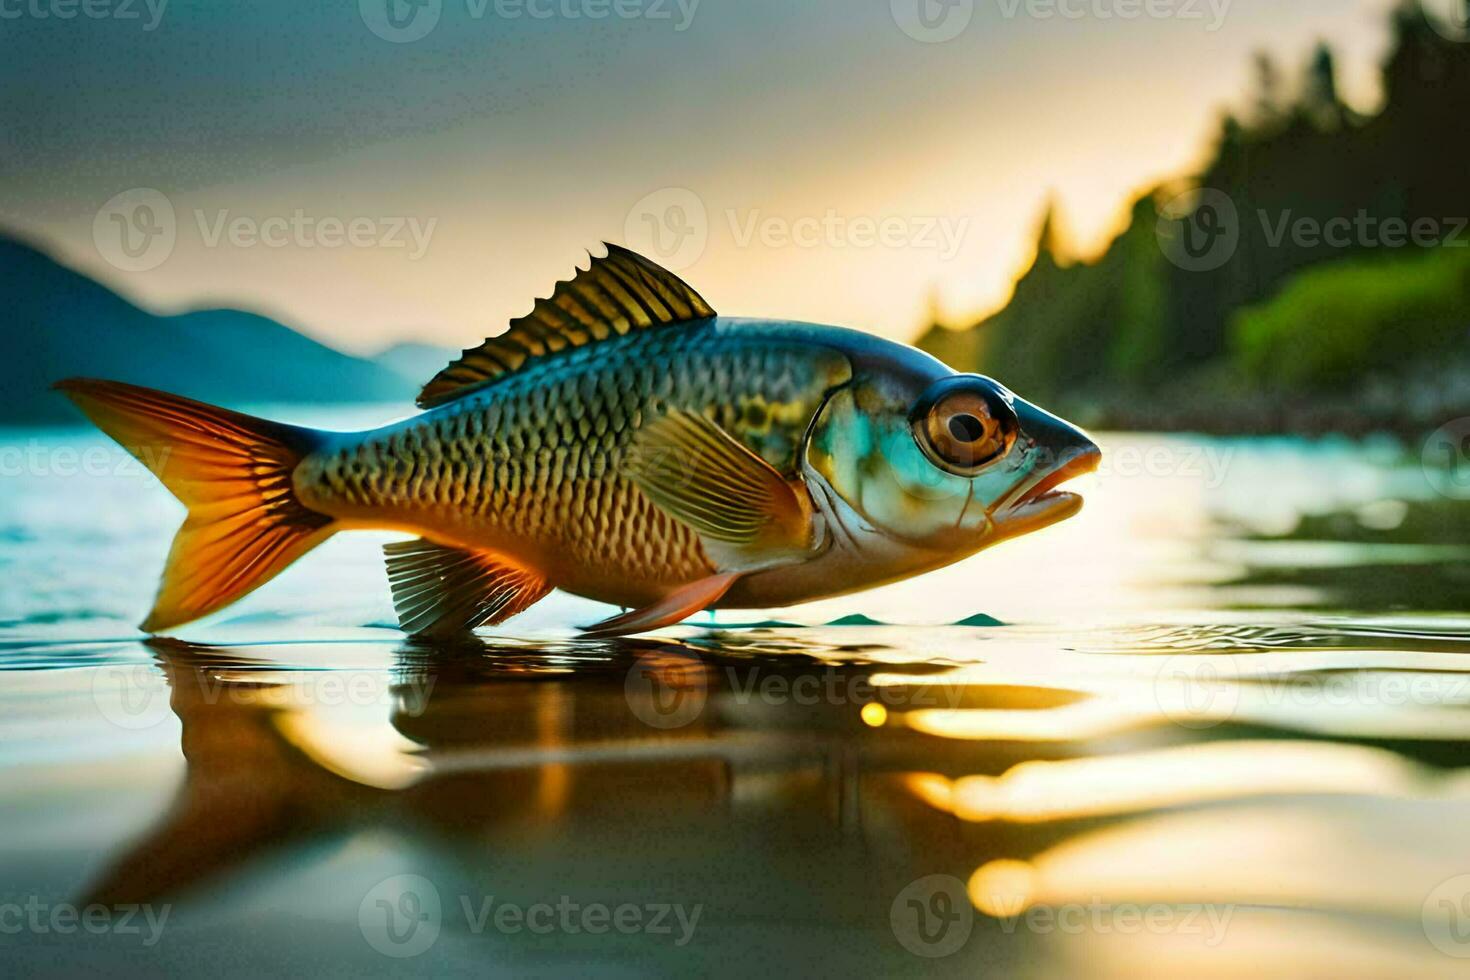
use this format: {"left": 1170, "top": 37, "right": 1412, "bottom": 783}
{"left": 373, "top": 341, "right": 460, "bottom": 388}
{"left": 1, "top": 232, "right": 422, "bottom": 423}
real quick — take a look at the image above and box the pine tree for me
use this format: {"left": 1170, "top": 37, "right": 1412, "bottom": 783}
{"left": 1302, "top": 42, "right": 1344, "bottom": 129}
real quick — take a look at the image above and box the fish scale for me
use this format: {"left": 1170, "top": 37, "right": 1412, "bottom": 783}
{"left": 296, "top": 323, "right": 851, "bottom": 593}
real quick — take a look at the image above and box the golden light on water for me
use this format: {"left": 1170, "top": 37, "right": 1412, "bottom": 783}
{"left": 274, "top": 710, "right": 426, "bottom": 790}
{"left": 968, "top": 859, "right": 1039, "bottom": 918}
{"left": 902, "top": 772, "right": 953, "bottom": 813}
{"left": 997, "top": 799, "right": 1470, "bottom": 916}
{"left": 956, "top": 741, "right": 1430, "bottom": 822}
{"left": 903, "top": 741, "right": 1454, "bottom": 824}
{"left": 860, "top": 702, "right": 888, "bottom": 727}
{"left": 534, "top": 686, "right": 571, "bottom": 818}
{"left": 902, "top": 699, "right": 1147, "bottom": 742}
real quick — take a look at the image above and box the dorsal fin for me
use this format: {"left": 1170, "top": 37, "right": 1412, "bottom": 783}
{"left": 417, "top": 244, "right": 718, "bottom": 408}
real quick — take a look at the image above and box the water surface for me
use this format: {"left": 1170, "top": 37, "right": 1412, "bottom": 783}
{"left": 3, "top": 419, "right": 1470, "bottom": 977}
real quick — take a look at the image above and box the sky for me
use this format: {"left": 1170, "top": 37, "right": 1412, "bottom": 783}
{"left": 0, "top": 0, "right": 1402, "bottom": 355}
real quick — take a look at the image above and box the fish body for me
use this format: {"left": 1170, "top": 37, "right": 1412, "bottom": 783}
{"left": 295, "top": 318, "right": 853, "bottom": 609}
{"left": 57, "top": 246, "right": 1099, "bottom": 637}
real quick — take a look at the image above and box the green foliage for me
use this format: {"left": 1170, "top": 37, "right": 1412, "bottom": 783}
{"left": 1107, "top": 199, "right": 1171, "bottom": 384}
{"left": 1231, "top": 247, "right": 1470, "bottom": 388}
{"left": 919, "top": 3, "right": 1470, "bottom": 427}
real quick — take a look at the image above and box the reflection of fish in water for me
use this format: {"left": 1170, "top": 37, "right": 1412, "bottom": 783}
{"left": 56, "top": 245, "right": 1099, "bottom": 638}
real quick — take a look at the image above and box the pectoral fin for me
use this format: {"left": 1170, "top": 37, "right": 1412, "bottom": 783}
{"left": 581, "top": 572, "right": 741, "bottom": 639}
{"left": 625, "top": 409, "right": 811, "bottom": 566}
{"left": 384, "top": 538, "right": 551, "bottom": 638}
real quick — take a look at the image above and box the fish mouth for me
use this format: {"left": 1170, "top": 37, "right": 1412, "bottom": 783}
{"left": 992, "top": 445, "right": 1101, "bottom": 538}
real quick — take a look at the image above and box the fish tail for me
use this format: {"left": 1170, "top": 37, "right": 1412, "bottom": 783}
{"left": 53, "top": 378, "right": 336, "bottom": 633}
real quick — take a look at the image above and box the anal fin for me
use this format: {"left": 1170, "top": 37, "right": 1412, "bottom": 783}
{"left": 581, "top": 572, "right": 741, "bottom": 639}
{"left": 384, "top": 538, "right": 550, "bottom": 638}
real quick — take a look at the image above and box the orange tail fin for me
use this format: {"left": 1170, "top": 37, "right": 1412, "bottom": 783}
{"left": 54, "top": 379, "right": 336, "bottom": 633}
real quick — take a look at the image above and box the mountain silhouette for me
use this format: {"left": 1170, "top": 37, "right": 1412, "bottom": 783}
{"left": 1, "top": 232, "right": 422, "bottom": 423}
{"left": 373, "top": 340, "right": 460, "bottom": 387}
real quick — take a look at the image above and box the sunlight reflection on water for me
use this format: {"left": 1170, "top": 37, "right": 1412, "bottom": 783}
{"left": 2, "top": 421, "right": 1469, "bottom": 976}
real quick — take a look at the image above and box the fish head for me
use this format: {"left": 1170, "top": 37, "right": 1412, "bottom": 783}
{"left": 804, "top": 362, "right": 1100, "bottom": 560}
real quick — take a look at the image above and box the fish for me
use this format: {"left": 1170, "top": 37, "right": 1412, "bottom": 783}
{"left": 55, "top": 244, "right": 1100, "bottom": 638}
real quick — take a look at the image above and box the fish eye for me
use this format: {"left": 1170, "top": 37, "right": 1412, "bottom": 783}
{"left": 948, "top": 413, "right": 987, "bottom": 442}
{"left": 911, "top": 377, "right": 1019, "bottom": 474}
